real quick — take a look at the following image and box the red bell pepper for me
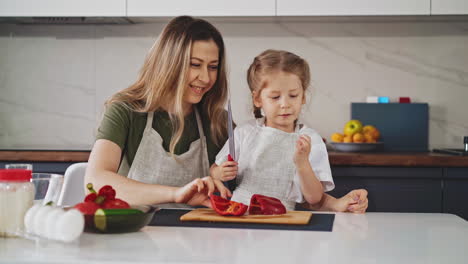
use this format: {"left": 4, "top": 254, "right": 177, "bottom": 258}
{"left": 98, "top": 185, "right": 116, "bottom": 200}
{"left": 84, "top": 193, "right": 97, "bottom": 203}
{"left": 102, "top": 198, "right": 130, "bottom": 209}
{"left": 74, "top": 201, "right": 101, "bottom": 215}
{"left": 249, "top": 194, "right": 287, "bottom": 215}
{"left": 210, "top": 195, "right": 248, "bottom": 216}
{"left": 84, "top": 183, "right": 129, "bottom": 208}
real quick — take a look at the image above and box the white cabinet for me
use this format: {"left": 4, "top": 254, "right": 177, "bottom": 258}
{"left": 127, "top": 0, "right": 275, "bottom": 17}
{"left": 1, "top": 0, "right": 466, "bottom": 18}
{"left": 0, "top": 0, "right": 126, "bottom": 17}
{"left": 277, "top": 0, "right": 430, "bottom": 16}
{"left": 431, "top": 0, "right": 468, "bottom": 15}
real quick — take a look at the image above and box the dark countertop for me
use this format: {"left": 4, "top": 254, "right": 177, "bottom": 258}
{"left": 329, "top": 151, "right": 468, "bottom": 167}
{"left": 1, "top": 150, "right": 468, "bottom": 167}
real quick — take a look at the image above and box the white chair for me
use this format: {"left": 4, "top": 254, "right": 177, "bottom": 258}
{"left": 57, "top": 162, "right": 87, "bottom": 207}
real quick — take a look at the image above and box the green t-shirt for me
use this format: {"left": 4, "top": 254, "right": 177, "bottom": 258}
{"left": 96, "top": 103, "right": 226, "bottom": 167}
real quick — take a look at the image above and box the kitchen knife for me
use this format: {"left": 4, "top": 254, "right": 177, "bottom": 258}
{"left": 226, "top": 99, "right": 237, "bottom": 192}
{"left": 227, "top": 99, "right": 236, "bottom": 161}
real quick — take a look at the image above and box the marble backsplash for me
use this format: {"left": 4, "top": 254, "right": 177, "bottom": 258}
{"left": 1, "top": 18, "right": 467, "bottom": 150}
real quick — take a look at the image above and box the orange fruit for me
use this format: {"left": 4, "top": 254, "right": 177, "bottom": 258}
{"left": 343, "top": 135, "right": 353, "bottom": 143}
{"left": 363, "top": 125, "right": 376, "bottom": 134}
{"left": 352, "top": 133, "right": 365, "bottom": 143}
{"left": 363, "top": 125, "right": 380, "bottom": 141}
{"left": 331, "top": 133, "right": 344, "bottom": 143}
{"left": 364, "top": 133, "right": 377, "bottom": 143}
{"left": 372, "top": 129, "right": 380, "bottom": 140}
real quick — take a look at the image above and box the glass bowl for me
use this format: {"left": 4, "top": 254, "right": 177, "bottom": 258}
{"left": 83, "top": 205, "right": 158, "bottom": 233}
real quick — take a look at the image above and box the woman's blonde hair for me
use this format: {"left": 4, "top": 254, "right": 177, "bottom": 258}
{"left": 246, "top": 49, "right": 310, "bottom": 118}
{"left": 107, "top": 16, "right": 228, "bottom": 154}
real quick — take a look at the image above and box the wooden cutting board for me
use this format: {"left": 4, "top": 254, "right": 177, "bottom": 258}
{"left": 180, "top": 208, "right": 312, "bottom": 225}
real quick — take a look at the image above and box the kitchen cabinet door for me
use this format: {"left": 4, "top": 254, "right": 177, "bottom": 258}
{"left": 0, "top": 0, "right": 126, "bottom": 17}
{"left": 431, "top": 0, "right": 468, "bottom": 15}
{"left": 127, "top": 0, "right": 275, "bottom": 17}
{"left": 328, "top": 167, "right": 443, "bottom": 213}
{"left": 277, "top": 0, "right": 430, "bottom": 16}
{"left": 443, "top": 168, "right": 468, "bottom": 221}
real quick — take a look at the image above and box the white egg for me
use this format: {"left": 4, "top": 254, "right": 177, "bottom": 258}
{"left": 24, "top": 204, "right": 41, "bottom": 234}
{"left": 45, "top": 208, "right": 64, "bottom": 240}
{"left": 56, "top": 209, "right": 84, "bottom": 242}
{"left": 33, "top": 206, "right": 53, "bottom": 236}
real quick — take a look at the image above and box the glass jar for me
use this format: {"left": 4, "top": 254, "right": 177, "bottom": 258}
{"left": 0, "top": 169, "right": 34, "bottom": 237}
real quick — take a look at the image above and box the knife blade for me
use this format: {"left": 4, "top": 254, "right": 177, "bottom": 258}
{"left": 227, "top": 99, "right": 236, "bottom": 161}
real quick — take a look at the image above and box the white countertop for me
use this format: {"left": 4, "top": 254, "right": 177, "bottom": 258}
{"left": 1, "top": 212, "right": 467, "bottom": 264}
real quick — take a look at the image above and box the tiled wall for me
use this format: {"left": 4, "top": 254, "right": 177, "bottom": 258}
{"left": 1, "top": 19, "right": 467, "bottom": 150}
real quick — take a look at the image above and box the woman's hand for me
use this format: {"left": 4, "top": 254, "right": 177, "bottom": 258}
{"left": 211, "top": 162, "right": 238, "bottom": 182}
{"left": 333, "top": 189, "right": 369, "bottom": 213}
{"left": 294, "top": 135, "right": 311, "bottom": 167}
{"left": 173, "top": 177, "right": 232, "bottom": 208}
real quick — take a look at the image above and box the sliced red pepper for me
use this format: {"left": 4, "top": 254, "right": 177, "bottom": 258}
{"left": 249, "top": 194, "right": 287, "bottom": 215}
{"left": 210, "top": 195, "right": 248, "bottom": 216}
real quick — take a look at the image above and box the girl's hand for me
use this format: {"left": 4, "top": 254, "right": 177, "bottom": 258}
{"left": 213, "top": 161, "right": 238, "bottom": 182}
{"left": 333, "top": 189, "right": 368, "bottom": 213}
{"left": 173, "top": 177, "right": 232, "bottom": 207}
{"left": 294, "top": 135, "right": 311, "bottom": 167}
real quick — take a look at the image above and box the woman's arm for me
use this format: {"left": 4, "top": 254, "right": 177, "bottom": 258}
{"left": 85, "top": 139, "right": 230, "bottom": 206}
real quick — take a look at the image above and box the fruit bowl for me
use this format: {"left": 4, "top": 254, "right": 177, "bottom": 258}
{"left": 330, "top": 142, "right": 383, "bottom": 152}
{"left": 83, "top": 205, "right": 158, "bottom": 233}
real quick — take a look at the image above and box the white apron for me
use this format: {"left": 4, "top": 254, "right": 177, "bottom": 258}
{"left": 118, "top": 108, "right": 210, "bottom": 208}
{"left": 232, "top": 126, "right": 299, "bottom": 210}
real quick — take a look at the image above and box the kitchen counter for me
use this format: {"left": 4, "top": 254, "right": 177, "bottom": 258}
{"left": 1, "top": 212, "right": 467, "bottom": 264}
{"left": 1, "top": 150, "right": 468, "bottom": 167}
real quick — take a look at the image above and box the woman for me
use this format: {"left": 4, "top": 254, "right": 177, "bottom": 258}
{"left": 85, "top": 16, "right": 368, "bottom": 212}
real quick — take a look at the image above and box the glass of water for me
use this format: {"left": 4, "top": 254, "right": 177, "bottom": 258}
{"left": 32, "top": 173, "right": 64, "bottom": 205}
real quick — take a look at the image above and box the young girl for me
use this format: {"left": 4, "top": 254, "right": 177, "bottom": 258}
{"left": 211, "top": 49, "right": 334, "bottom": 210}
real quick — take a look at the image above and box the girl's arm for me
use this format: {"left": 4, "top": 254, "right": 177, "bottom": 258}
{"left": 303, "top": 190, "right": 369, "bottom": 213}
{"left": 85, "top": 139, "right": 230, "bottom": 205}
{"left": 294, "top": 135, "right": 324, "bottom": 204}
{"left": 211, "top": 125, "right": 240, "bottom": 183}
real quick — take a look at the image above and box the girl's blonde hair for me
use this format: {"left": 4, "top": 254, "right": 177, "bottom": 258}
{"left": 246, "top": 49, "right": 310, "bottom": 118}
{"left": 107, "top": 16, "right": 228, "bottom": 154}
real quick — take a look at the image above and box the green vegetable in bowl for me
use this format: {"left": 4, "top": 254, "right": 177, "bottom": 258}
{"left": 88, "top": 207, "right": 155, "bottom": 233}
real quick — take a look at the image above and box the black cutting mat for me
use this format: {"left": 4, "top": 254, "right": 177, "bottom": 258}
{"left": 149, "top": 209, "right": 334, "bottom": 232}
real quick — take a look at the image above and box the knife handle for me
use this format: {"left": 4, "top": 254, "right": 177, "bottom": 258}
{"left": 226, "top": 154, "right": 237, "bottom": 192}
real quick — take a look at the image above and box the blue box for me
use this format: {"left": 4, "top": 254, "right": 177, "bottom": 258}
{"left": 351, "top": 103, "right": 429, "bottom": 152}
